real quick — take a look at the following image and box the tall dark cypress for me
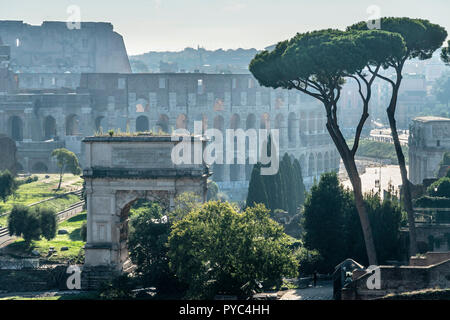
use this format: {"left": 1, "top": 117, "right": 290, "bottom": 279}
{"left": 246, "top": 163, "right": 269, "bottom": 209}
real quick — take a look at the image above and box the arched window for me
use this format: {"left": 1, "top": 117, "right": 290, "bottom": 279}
{"left": 31, "top": 162, "right": 48, "bottom": 173}
{"left": 246, "top": 114, "right": 256, "bottom": 130}
{"left": 44, "top": 116, "right": 56, "bottom": 140}
{"left": 66, "top": 114, "right": 80, "bottom": 136}
{"left": 136, "top": 115, "right": 149, "bottom": 132}
{"left": 156, "top": 114, "right": 169, "bottom": 133}
{"left": 9, "top": 116, "right": 23, "bottom": 141}
{"left": 176, "top": 114, "right": 188, "bottom": 130}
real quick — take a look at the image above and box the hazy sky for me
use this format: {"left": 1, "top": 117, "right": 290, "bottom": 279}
{"left": 0, "top": 0, "right": 449, "bottom": 55}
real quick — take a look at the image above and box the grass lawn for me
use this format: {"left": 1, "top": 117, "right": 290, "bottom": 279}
{"left": 0, "top": 174, "right": 83, "bottom": 227}
{"left": 6, "top": 212, "right": 86, "bottom": 263}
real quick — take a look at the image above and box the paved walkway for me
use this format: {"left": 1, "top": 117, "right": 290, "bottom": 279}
{"left": 279, "top": 283, "right": 333, "bottom": 300}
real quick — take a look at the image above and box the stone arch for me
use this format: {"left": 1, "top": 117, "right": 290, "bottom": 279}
{"left": 43, "top": 115, "right": 56, "bottom": 140}
{"left": 230, "top": 114, "right": 241, "bottom": 130}
{"left": 95, "top": 116, "right": 107, "bottom": 132}
{"left": 16, "top": 162, "right": 24, "bottom": 173}
{"left": 66, "top": 114, "right": 80, "bottom": 136}
{"left": 260, "top": 113, "right": 270, "bottom": 130}
{"left": 308, "top": 153, "right": 315, "bottom": 177}
{"left": 136, "top": 115, "right": 149, "bottom": 132}
{"left": 288, "top": 112, "right": 296, "bottom": 144}
{"left": 82, "top": 136, "right": 208, "bottom": 276}
{"left": 176, "top": 114, "right": 188, "bottom": 130}
{"left": 246, "top": 113, "right": 256, "bottom": 130}
{"left": 9, "top": 115, "right": 23, "bottom": 141}
{"left": 31, "top": 161, "right": 48, "bottom": 173}
{"left": 156, "top": 114, "right": 169, "bottom": 133}
{"left": 213, "top": 115, "right": 225, "bottom": 132}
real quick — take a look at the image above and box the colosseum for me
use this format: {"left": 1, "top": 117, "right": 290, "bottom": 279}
{"left": 0, "top": 21, "right": 339, "bottom": 200}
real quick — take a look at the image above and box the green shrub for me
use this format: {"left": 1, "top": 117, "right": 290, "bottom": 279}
{"left": 428, "top": 177, "right": 450, "bottom": 198}
{"left": 293, "top": 247, "right": 323, "bottom": 277}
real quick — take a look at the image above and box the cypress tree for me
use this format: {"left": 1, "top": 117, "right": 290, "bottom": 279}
{"left": 293, "top": 159, "right": 306, "bottom": 210}
{"left": 246, "top": 163, "right": 269, "bottom": 209}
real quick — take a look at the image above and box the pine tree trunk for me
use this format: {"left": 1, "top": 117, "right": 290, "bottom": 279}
{"left": 326, "top": 121, "right": 378, "bottom": 266}
{"left": 57, "top": 166, "right": 64, "bottom": 191}
{"left": 387, "top": 104, "right": 417, "bottom": 258}
{"left": 385, "top": 66, "right": 417, "bottom": 258}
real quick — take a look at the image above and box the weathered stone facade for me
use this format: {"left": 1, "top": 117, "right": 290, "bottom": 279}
{"left": 409, "top": 116, "right": 450, "bottom": 185}
{"left": 0, "top": 21, "right": 131, "bottom": 73}
{"left": 0, "top": 20, "right": 339, "bottom": 200}
{"left": 82, "top": 136, "right": 209, "bottom": 270}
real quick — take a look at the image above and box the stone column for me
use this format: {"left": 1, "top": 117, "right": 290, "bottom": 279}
{"left": 81, "top": 107, "right": 93, "bottom": 136}
{"left": 23, "top": 108, "right": 33, "bottom": 142}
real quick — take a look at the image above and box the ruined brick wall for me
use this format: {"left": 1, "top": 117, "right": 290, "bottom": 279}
{"left": 0, "top": 21, "right": 131, "bottom": 73}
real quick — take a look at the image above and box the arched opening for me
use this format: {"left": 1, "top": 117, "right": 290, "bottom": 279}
{"left": 95, "top": 116, "right": 107, "bottom": 132}
{"left": 246, "top": 114, "right": 256, "bottom": 130}
{"left": 31, "top": 162, "right": 48, "bottom": 173}
{"left": 116, "top": 191, "right": 171, "bottom": 270}
{"left": 288, "top": 112, "right": 296, "bottom": 144}
{"left": 230, "top": 114, "right": 241, "bottom": 130}
{"left": 66, "top": 114, "right": 80, "bottom": 136}
{"left": 260, "top": 113, "right": 270, "bottom": 130}
{"left": 176, "top": 114, "right": 188, "bottom": 130}
{"left": 9, "top": 116, "right": 23, "bottom": 141}
{"left": 308, "top": 154, "right": 315, "bottom": 177}
{"left": 156, "top": 114, "right": 169, "bottom": 134}
{"left": 43, "top": 116, "right": 56, "bottom": 140}
{"left": 16, "top": 162, "right": 24, "bottom": 173}
{"left": 136, "top": 115, "right": 149, "bottom": 132}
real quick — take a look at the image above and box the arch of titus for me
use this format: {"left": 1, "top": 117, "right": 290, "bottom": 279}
{"left": 82, "top": 135, "right": 209, "bottom": 272}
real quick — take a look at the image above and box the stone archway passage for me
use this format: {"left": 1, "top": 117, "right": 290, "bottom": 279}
{"left": 82, "top": 135, "right": 210, "bottom": 278}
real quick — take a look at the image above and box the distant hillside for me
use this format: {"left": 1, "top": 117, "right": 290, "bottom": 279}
{"left": 129, "top": 47, "right": 259, "bottom": 74}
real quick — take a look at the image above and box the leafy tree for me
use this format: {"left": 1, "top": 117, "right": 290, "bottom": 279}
{"left": 250, "top": 29, "right": 406, "bottom": 265}
{"left": 442, "top": 40, "right": 450, "bottom": 65}
{"left": 302, "top": 173, "right": 404, "bottom": 269}
{"left": 128, "top": 202, "right": 181, "bottom": 294}
{"left": 292, "top": 159, "right": 306, "bottom": 211}
{"left": 428, "top": 177, "right": 450, "bottom": 198}
{"left": 8, "top": 204, "right": 29, "bottom": 237}
{"left": 51, "top": 148, "right": 81, "bottom": 190}
{"left": 168, "top": 202, "right": 298, "bottom": 299}
{"left": 21, "top": 210, "right": 42, "bottom": 245}
{"left": 8, "top": 205, "right": 57, "bottom": 245}
{"left": 169, "top": 192, "right": 202, "bottom": 222}
{"left": 0, "top": 170, "right": 17, "bottom": 203}
{"left": 246, "top": 163, "right": 269, "bottom": 209}
{"left": 349, "top": 17, "right": 448, "bottom": 257}
{"left": 293, "top": 247, "right": 323, "bottom": 277}
{"left": 302, "top": 172, "right": 348, "bottom": 272}
{"left": 37, "top": 207, "right": 57, "bottom": 241}
{"left": 207, "top": 180, "right": 219, "bottom": 201}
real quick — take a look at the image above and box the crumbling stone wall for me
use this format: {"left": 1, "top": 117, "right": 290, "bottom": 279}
{"left": 0, "top": 134, "right": 17, "bottom": 175}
